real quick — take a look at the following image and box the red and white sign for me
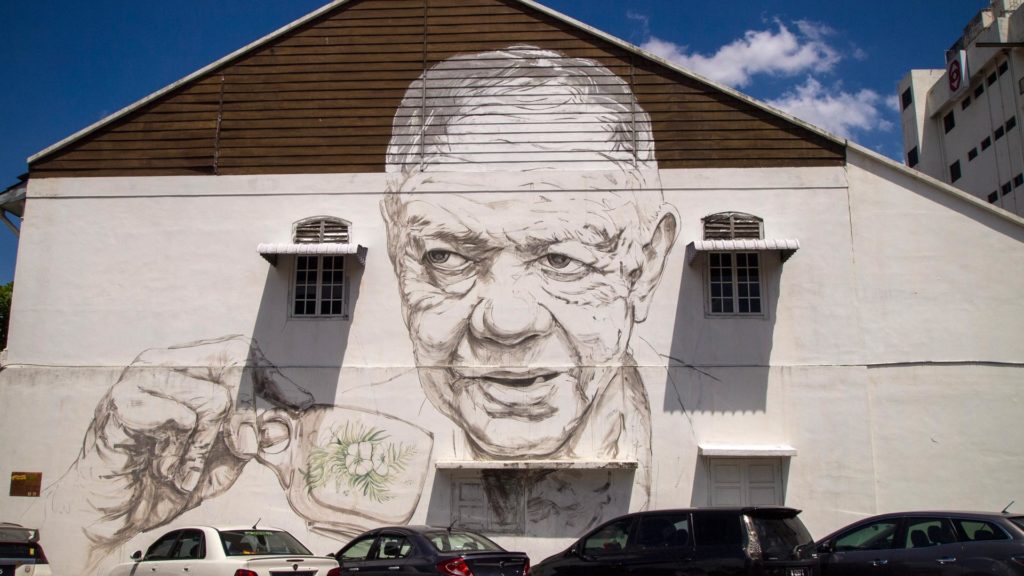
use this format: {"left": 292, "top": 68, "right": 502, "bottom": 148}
{"left": 948, "top": 50, "right": 968, "bottom": 95}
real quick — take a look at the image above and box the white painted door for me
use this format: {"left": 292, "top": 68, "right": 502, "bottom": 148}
{"left": 709, "top": 458, "right": 783, "bottom": 506}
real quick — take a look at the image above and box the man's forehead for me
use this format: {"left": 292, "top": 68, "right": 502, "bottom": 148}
{"left": 389, "top": 169, "right": 656, "bottom": 195}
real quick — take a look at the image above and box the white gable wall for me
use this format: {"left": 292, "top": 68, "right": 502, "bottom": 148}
{"left": 1, "top": 157, "right": 1022, "bottom": 571}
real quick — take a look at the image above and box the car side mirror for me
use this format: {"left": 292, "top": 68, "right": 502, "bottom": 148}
{"left": 131, "top": 551, "right": 143, "bottom": 561}
{"left": 816, "top": 541, "right": 833, "bottom": 554}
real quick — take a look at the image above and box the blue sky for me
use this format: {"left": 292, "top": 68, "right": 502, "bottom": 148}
{"left": 0, "top": 0, "right": 989, "bottom": 284}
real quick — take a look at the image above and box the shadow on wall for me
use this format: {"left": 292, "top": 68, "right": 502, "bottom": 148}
{"left": 662, "top": 249, "right": 782, "bottom": 416}
{"left": 248, "top": 257, "right": 366, "bottom": 405}
{"left": 424, "top": 468, "right": 637, "bottom": 539}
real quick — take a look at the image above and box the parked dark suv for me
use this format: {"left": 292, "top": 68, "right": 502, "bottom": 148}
{"left": 815, "top": 510, "right": 1024, "bottom": 575}
{"left": 532, "top": 507, "right": 818, "bottom": 576}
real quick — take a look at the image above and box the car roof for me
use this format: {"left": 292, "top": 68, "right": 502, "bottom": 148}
{"left": 854, "top": 511, "right": 1021, "bottom": 520}
{"left": 817, "top": 510, "right": 1024, "bottom": 541}
{"left": 167, "top": 525, "right": 289, "bottom": 532}
{"left": 361, "top": 525, "right": 487, "bottom": 534}
{"left": 611, "top": 506, "right": 803, "bottom": 519}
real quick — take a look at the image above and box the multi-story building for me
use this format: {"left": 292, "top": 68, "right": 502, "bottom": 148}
{"left": 900, "top": 0, "right": 1024, "bottom": 215}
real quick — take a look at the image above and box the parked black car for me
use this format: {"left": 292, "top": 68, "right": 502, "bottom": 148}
{"left": 815, "top": 510, "right": 1024, "bottom": 575}
{"left": 0, "top": 522, "right": 51, "bottom": 576}
{"left": 333, "top": 525, "right": 530, "bottom": 576}
{"left": 532, "top": 506, "right": 818, "bottom": 576}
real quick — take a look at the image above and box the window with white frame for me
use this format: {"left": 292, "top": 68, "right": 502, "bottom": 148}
{"left": 291, "top": 217, "right": 350, "bottom": 318}
{"left": 703, "top": 212, "right": 764, "bottom": 316}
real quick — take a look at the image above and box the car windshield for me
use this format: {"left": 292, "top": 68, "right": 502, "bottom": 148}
{"left": 748, "top": 515, "right": 812, "bottom": 559}
{"left": 218, "top": 529, "right": 312, "bottom": 556}
{"left": 1010, "top": 517, "right": 1024, "bottom": 531}
{"left": 425, "top": 531, "right": 503, "bottom": 553}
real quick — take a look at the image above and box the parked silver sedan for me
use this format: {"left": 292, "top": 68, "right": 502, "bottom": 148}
{"left": 105, "top": 525, "right": 339, "bottom": 576}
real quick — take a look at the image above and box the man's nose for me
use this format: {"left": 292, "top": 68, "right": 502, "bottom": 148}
{"left": 470, "top": 271, "right": 552, "bottom": 346}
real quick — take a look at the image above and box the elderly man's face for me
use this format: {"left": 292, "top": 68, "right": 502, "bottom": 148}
{"left": 384, "top": 175, "right": 675, "bottom": 457}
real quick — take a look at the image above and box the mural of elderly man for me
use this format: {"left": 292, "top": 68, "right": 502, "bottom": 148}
{"left": 382, "top": 46, "right": 679, "bottom": 517}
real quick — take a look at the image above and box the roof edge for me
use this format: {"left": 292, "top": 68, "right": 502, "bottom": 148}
{"left": 28, "top": 0, "right": 353, "bottom": 166}
{"left": 29, "top": 0, "right": 846, "bottom": 168}
{"left": 847, "top": 141, "right": 1024, "bottom": 228}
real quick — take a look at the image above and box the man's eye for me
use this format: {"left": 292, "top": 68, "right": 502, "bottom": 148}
{"left": 424, "top": 249, "right": 470, "bottom": 271}
{"left": 539, "top": 253, "right": 589, "bottom": 277}
{"left": 546, "top": 254, "right": 574, "bottom": 269}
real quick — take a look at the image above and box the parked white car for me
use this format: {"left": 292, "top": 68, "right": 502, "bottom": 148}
{"left": 105, "top": 526, "right": 339, "bottom": 576}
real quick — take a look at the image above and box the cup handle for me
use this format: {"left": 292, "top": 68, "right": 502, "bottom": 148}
{"left": 255, "top": 409, "right": 294, "bottom": 488}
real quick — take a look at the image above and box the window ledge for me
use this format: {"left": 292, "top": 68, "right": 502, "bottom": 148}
{"left": 686, "top": 239, "right": 800, "bottom": 264}
{"left": 435, "top": 459, "right": 637, "bottom": 470}
{"left": 698, "top": 443, "right": 797, "bottom": 457}
{"left": 257, "top": 243, "right": 367, "bottom": 265}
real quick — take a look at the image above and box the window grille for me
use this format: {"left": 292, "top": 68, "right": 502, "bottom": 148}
{"left": 294, "top": 217, "right": 350, "bottom": 244}
{"left": 702, "top": 212, "right": 764, "bottom": 240}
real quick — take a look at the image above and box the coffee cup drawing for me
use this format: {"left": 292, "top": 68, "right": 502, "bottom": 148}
{"left": 256, "top": 404, "right": 434, "bottom": 537}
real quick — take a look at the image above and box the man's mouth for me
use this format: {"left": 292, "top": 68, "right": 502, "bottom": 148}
{"left": 451, "top": 368, "right": 567, "bottom": 417}
{"left": 479, "top": 371, "right": 560, "bottom": 387}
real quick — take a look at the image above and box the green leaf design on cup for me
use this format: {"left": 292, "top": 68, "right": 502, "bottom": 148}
{"left": 301, "top": 423, "right": 417, "bottom": 503}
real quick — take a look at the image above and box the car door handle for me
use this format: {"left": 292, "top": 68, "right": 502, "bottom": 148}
{"left": 869, "top": 559, "right": 889, "bottom": 566}
{"left": 937, "top": 556, "right": 957, "bottom": 565}
{"left": 388, "top": 567, "right": 400, "bottom": 571}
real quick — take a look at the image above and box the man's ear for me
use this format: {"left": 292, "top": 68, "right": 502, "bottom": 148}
{"left": 631, "top": 205, "right": 679, "bottom": 323}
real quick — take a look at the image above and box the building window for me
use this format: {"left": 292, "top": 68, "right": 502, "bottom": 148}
{"left": 995, "top": 126, "right": 1005, "bottom": 141}
{"left": 1007, "top": 116, "right": 1017, "bottom": 132}
{"left": 907, "top": 147, "right": 920, "bottom": 167}
{"left": 998, "top": 61, "right": 1009, "bottom": 76}
{"left": 987, "top": 72, "right": 997, "bottom": 86}
{"left": 293, "top": 256, "right": 345, "bottom": 316}
{"left": 989, "top": 191, "right": 999, "bottom": 203}
{"left": 1015, "top": 174, "right": 1024, "bottom": 188}
{"left": 702, "top": 212, "right": 768, "bottom": 316}
{"left": 707, "top": 459, "right": 784, "bottom": 507}
{"left": 290, "top": 216, "right": 351, "bottom": 318}
{"left": 975, "top": 83, "right": 985, "bottom": 98}
{"left": 943, "top": 111, "right": 956, "bottom": 133}
{"left": 949, "top": 160, "right": 962, "bottom": 183}
{"left": 901, "top": 88, "right": 913, "bottom": 110}
{"left": 981, "top": 137, "right": 992, "bottom": 150}
{"left": 709, "top": 253, "right": 761, "bottom": 314}
{"left": 968, "top": 148, "right": 978, "bottom": 161}
{"left": 1003, "top": 182, "right": 1012, "bottom": 195}
{"left": 962, "top": 96, "right": 972, "bottom": 110}
{"left": 450, "top": 472, "right": 525, "bottom": 534}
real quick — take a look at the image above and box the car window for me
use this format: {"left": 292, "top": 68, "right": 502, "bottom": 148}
{"left": 426, "top": 531, "right": 502, "bottom": 553}
{"left": 692, "top": 512, "right": 743, "bottom": 548}
{"left": 834, "top": 520, "right": 898, "bottom": 551}
{"left": 955, "top": 519, "right": 1009, "bottom": 542}
{"left": 338, "top": 535, "right": 376, "bottom": 561}
{"left": 144, "top": 531, "right": 182, "bottom": 561}
{"left": 748, "top": 515, "right": 812, "bottom": 557}
{"left": 171, "top": 530, "right": 205, "bottom": 560}
{"left": 1009, "top": 517, "right": 1024, "bottom": 532}
{"left": 582, "top": 518, "right": 634, "bottom": 555}
{"left": 903, "top": 518, "right": 956, "bottom": 548}
{"left": 377, "top": 534, "right": 414, "bottom": 559}
{"left": 216, "top": 530, "right": 311, "bottom": 556}
{"left": 635, "top": 514, "right": 690, "bottom": 548}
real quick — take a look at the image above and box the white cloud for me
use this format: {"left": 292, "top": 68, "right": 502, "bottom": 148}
{"left": 640, "top": 20, "right": 840, "bottom": 88}
{"left": 766, "top": 78, "right": 894, "bottom": 138}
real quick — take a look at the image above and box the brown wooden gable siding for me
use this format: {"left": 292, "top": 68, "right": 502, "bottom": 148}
{"left": 28, "top": 0, "right": 845, "bottom": 178}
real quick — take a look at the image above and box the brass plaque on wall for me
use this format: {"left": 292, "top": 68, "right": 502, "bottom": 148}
{"left": 10, "top": 471, "right": 42, "bottom": 497}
